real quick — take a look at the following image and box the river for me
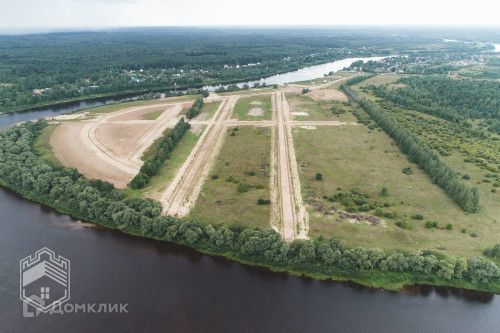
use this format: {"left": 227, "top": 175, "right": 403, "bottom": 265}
{"left": 1, "top": 58, "right": 499, "bottom": 332}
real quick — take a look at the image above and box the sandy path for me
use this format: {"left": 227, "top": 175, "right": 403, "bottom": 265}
{"left": 126, "top": 104, "right": 182, "bottom": 165}
{"left": 273, "top": 92, "right": 309, "bottom": 241}
{"left": 161, "top": 96, "right": 239, "bottom": 217}
{"left": 84, "top": 104, "right": 182, "bottom": 173}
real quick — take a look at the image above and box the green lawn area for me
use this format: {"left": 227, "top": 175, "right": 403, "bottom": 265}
{"left": 34, "top": 123, "right": 63, "bottom": 167}
{"left": 293, "top": 124, "right": 499, "bottom": 260}
{"left": 124, "top": 128, "right": 203, "bottom": 200}
{"left": 232, "top": 94, "right": 272, "bottom": 120}
{"left": 190, "top": 126, "right": 272, "bottom": 229}
{"left": 286, "top": 93, "right": 355, "bottom": 121}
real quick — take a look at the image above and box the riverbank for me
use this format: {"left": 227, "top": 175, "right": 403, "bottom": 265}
{"left": 1, "top": 55, "right": 386, "bottom": 115}
{"left": 0, "top": 174, "right": 498, "bottom": 294}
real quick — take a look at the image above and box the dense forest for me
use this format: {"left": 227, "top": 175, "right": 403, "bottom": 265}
{"left": 0, "top": 27, "right": 487, "bottom": 112}
{"left": 0, "top": 120, "right": 498, "bottom": 290}
{"left": 372, "top": 77, "right": 500, "bottom": 127}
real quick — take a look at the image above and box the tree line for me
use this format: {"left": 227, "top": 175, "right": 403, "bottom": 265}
{"left": 341, "top": 77, "right": 480, "bottom": 213}
{"left": 185, "top": 97, "right": 204, "bottom": 119}
{"left": 129, "top": 118, "right": 190, "bottom": 189}
{"left": 0, "top": 120, "right": 498, "bottom": 289}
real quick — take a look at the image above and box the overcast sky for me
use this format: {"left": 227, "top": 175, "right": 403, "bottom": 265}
{"left": 1, "top": 0, "right": 499, "bottom": 32}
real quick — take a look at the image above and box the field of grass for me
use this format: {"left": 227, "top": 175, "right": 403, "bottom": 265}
{"left": 293, "top": 124, "right": 499, "bottom": 260}
{"left": 232, "top": 94, "right": 272, "bottom": 120}
{"left": 286, "top": 93, "right": 357, "bottom": 122}
{"left": 125, "top": 128, "right": 203, "bottom": 200}
{"left": 190, "top": 126, "right": 272, "bottom": 229}
{"left": 34, "top": 123, "right": 63, "bottom": 167}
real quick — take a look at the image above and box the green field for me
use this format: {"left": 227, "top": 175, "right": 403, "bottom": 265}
{"left": 232, "top": 94, "right": 272, "bottom": 120}
{"left": 34, "top": 124, "right": 63, "bottom": 167}
{"left": 285, "top": 93, "right": 356, "bottom": 122}
{"left": 293, "top": 124, "right": 499, "bottom": 260}
{"left": 190, "top": 126, "right": 272, "bottom": 228}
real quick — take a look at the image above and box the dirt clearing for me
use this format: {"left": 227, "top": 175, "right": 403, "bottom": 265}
{"left": 306, "top": 89, "right": 348, "bottom": 102}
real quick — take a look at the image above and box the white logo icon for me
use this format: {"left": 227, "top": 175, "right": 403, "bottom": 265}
{"left": 20, "top": 247, "right": 70, "bottom": 313}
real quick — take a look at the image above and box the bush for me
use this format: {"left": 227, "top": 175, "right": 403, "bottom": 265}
{"left": 257, "top": 198, "right": 271, "bottom": 205}
{"left": 484, "top": 244, "right": 500, "bottom": 258}
{"left": 411, "top": 214, "right": 424, "bottom": 220}
{"left": 315, "top": 173, "right": 323, "bottom": 181}
{"left": 402, "top": 167, "right": 413, "bottom": 175}
{"left": 237, "top": 183, "right": 251, "bottom": 193}
{"left": 302, "top": 88, "right": 311, "bottom": 94}
{"left": 462, "top": 174, "right": 471, "bottom": 180}
{"left": 395, "top": 220, "right": 412, "bottom": 230}
{"left": 211, "top": 174, "right": 219, "bottom": 180}
{"left": 445, "top": 223, "right": 453, "bottom": 230}
{"left": 380, "top": 187, "right": 388, "bottom": 196}
{"left": 425, "top": 220, "right": 438, "bottom": 229}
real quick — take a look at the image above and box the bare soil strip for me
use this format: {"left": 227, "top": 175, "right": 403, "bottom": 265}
{"left": 161, "top": 96, "right": 239, "bottom": 217}
{"left": 273, "top": 92, "right": 309, "bottom": 241}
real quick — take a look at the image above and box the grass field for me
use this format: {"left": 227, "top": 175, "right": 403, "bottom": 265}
{"left": 125, "top": 128, "right": 203, "bottom": 200}
{"left": 293, "top": 124, "right": 499, "bottom": 260}
{"left": 34, "top": 123, "right": 63, "bottom": 167}
{"left": 232, "top": 94, "right": 272, "bottom": 120}
{"left": 286, "top": 93, "right": 357, "bottom": 122}
{"left": 190, "top": 126, "right": 272, "bottom": 229}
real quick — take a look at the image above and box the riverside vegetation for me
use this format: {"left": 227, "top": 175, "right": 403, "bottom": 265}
{"left": 0, "top": 120, "right": 498, "bottom": 292}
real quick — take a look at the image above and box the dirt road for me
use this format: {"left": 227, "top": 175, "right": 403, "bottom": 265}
{"left": 273, "top": 92, "right": 309, "bottom": 241}
{"left": 161, "top": 96, "right": 239, "bottom": 217}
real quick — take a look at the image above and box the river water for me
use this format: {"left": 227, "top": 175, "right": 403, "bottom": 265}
{"left": 0, "top": 57, "right": 499, "bottom": 332}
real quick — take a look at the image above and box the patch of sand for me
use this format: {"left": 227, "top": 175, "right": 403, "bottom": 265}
{"left": 298, "top": 125, "right": 317, "bottom": 130}
{"left": 95, "top": 123, "right": 154, "bottom": 156}
{"left": 291, "top": 111, "right": 309, "bottom": 117}
{"left": 51, "top": 122, "right": 135, "bottom": 188}
{"left": 306, "top": 89, "right": 348, "bottom": 102}
{"left": 250, "top": 100, "right": 262, "bottom": 106}
{"left": 247, "top": 107, "right": 264, "bottom": 116}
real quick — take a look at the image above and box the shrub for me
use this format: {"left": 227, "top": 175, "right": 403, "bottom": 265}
{"left": 402, "top": 167, "right": 413, "bottom": 175}
{"left": 315, "top": 173, "right": 323, "bottom": 181}
{"left": 445, "top": 223, "right": 453, "bottom": 230}
{"left": 211, "top": 174, "right": 219, "bottom": 180}
{"left": 237, "top": 183, "right": 251, "bottom": 193}
{"left": 411, "top": 214, "right": 424, "bottom": 220}
{"left": 425, "top": 220, "right": 438, "bottom": 229}
{"left": 484, "top": 244, "right": 500, "bottom": 258}
{"left": 380, "top": 187, "right": 388, "bottom": 196}
{"left": 257, "top": 198, "right": 271, "bottom": 205}
{"left": 302, "top": 88, "right": 311, "bottom": 94}
{"left": 470, "top": 232, "right": 478, "bottom": 238}
{"left": 461, "top": 228, "right": 467, "bottom": 233}
{"left": 462, "top": 174, "right": 471, "bottom": 180}
{"left": 395, "top": 220, "right": 412, "bottom": 230}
